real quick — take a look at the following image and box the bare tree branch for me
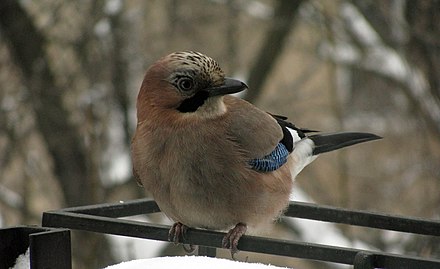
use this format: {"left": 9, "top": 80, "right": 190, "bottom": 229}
{"left": 0, "top": 0, "right": 97, "bottom": 206}
{"left": 244, "top": 0, "right": 305, "bottom": 102}
{"left": 0, "top": 1, "right": 117, "bottom": 267}
{"left": 326, "top": 2, "right": 440, "bottom": 137}
{"left": 109, "top": 3, "right": 132, "bottom": 146}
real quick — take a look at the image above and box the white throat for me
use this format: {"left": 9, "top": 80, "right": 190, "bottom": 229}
{"left": 194, "top": 96, "right": 227, "bottom": 118}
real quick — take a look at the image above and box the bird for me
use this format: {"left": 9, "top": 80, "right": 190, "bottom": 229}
{"left": 131, "top": 51, "right": 381, "bottom": 255}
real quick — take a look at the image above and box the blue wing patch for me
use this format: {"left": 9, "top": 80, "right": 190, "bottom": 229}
{"left": 248, "top": 143, "right": 289, "bottom": 172}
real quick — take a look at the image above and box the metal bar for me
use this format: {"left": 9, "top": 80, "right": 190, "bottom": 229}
{"left": 59, "top": 199, "right": 161, "bottom": 217}
{"left": 373, "top": 252, "right": 440, "bottom": 269}
{"left": 30, "top": 229, "right": 71, "bottom": 269}
{"left": 55, "top": 199, "right": 440, "bottom": 237}
{"left": 197, "top": 246, "right": 216, "bottom": 257}
{"left": 43, "top": 211, "right": 358, "bottom": 264}
{"left": 43, "top": 211, "right": 169, "bottom": 241}
{"left": 286, "top": 201, "right": 440, "bottom": 236}
{"left": 0, "top": 226, "right": 32, "bottom": 268}
{"left": 353, "top": 252, "right": 375, "bottom": 269}
{"left": 0, "top": 226, "right": 71, "bottom": 269}
{"left": 42, "top": 199, "right": 440, "bottom": 268}
{"left": 42, "top": 210, "right": 440, "bottom": 267}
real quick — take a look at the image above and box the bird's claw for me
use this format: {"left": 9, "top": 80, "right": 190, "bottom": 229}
{"left": 168, "top": 222, "right": 196, "bottom": 253}
{"left": 168, "top": 222, "right": 188, "bottom": 244}
{"left": 222, "top": 222, "right": 247, "bottom": 258}
{"left": 183, "top": 244, "right": 197, "bottom": 253}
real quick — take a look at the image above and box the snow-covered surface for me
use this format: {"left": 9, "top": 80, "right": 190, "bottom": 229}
{"left": 10, "top": 247, "right": 30, "bottom": 269}
{"left": 104, "top": 256, "right": 288, "bottom": 269}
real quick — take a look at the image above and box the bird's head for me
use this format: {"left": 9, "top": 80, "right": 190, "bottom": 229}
{"left": 137, "top": 51, "right": 247, "bottom": 120}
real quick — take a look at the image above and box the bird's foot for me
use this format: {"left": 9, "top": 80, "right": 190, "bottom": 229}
{"left": 168, "top": 222, "right": 188, "bottom": 244}
{"left": 168, "top": 222, "right": 196, "bottom": 253}
{"left": 222, "top": 222, "right": 247, "bottom": 258}
{"left": 182, "top": 244, "right": 197, "bottom": 254}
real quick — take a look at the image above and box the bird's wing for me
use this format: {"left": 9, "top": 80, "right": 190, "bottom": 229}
{"left": 246, "top": 114, "right": 318, "bottom": 172}
{"left": 224, "top": 96, "right": 314, "bottom": 173}
{"left": 269, "top": 113, "right": 317, "bottom": 152}
{"left": 224, "top": 96, "right": 283, "bottom": 159}
{"left": 223, "top": 96, "right": 380, "bottom": 175}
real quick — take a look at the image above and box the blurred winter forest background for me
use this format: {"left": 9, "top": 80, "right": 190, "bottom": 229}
{"left": 0, "top": 0, "right": 439, "bottom": 268}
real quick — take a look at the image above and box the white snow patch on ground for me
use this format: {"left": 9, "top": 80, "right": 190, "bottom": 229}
{"left": 10, "top": 247, "right": 30, "bottom": 269}
{"left": 104, "top": 256, "right": 288, "bottom": 269}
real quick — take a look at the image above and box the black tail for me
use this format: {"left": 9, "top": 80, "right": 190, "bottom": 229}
{"left": 310, "top": 132, "right": 381, "bottom": 155}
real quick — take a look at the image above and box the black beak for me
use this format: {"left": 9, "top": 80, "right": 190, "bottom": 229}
{"left": 205, "top": 77, "right": 248, "bottom": 97}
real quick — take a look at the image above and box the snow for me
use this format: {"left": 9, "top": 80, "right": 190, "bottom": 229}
{"left": 243, "top": 1, "right": 273, "bottom": 19}
{"left": 101, "top": 109, "right": 132, "bottom": 186}
{"left": 337, "top": 2, "right": 440, "bottom": 125}
{"left": 0, "top": 185, "right": 23, "bottom": 209}
{"left": 94, "top": 19, "right": 111, "bottom": 37}
{"left": 341, "top": 3, "right": 381, "bottom": 47}
{"left": 320, "top": 42, "right": 360, "bottom": 65}
{"left": 320, "top": 1, "right": 440, "bottom": 131}
{"left": 104, "top": 256, "right": 288, "bottom": 269}
{"left": 106, "top": 149, "right": 131, "bottom": 185}
{"left": 10, "top": 248, "right": 30, "bottom": 269}
{"left": 104, "top": 0, "right": 122, "bottom": 15}
{"left": 208, "top": 0, "right": 273, "bottom": 19}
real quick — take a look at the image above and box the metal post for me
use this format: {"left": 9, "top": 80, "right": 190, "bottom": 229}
{"left": 354, "top": 251, "right": 375, "bottom": 269}
{"left": 30, "top": 228, "right": 71, "bottom": 269}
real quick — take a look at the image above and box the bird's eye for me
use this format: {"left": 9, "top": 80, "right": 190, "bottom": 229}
{"left": 177, "top": 77, "right": 194, "bottom": 91}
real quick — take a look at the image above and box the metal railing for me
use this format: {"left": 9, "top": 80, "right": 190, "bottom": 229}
{"left": 0, "top": 226, "right": 71, "bottom": 269}
{"left": 42, "top": 199, "right": 440, "bottom": 268}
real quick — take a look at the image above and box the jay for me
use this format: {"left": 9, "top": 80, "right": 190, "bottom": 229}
{"left": 131, "top": 51, "right": 380, "bottom": 255}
